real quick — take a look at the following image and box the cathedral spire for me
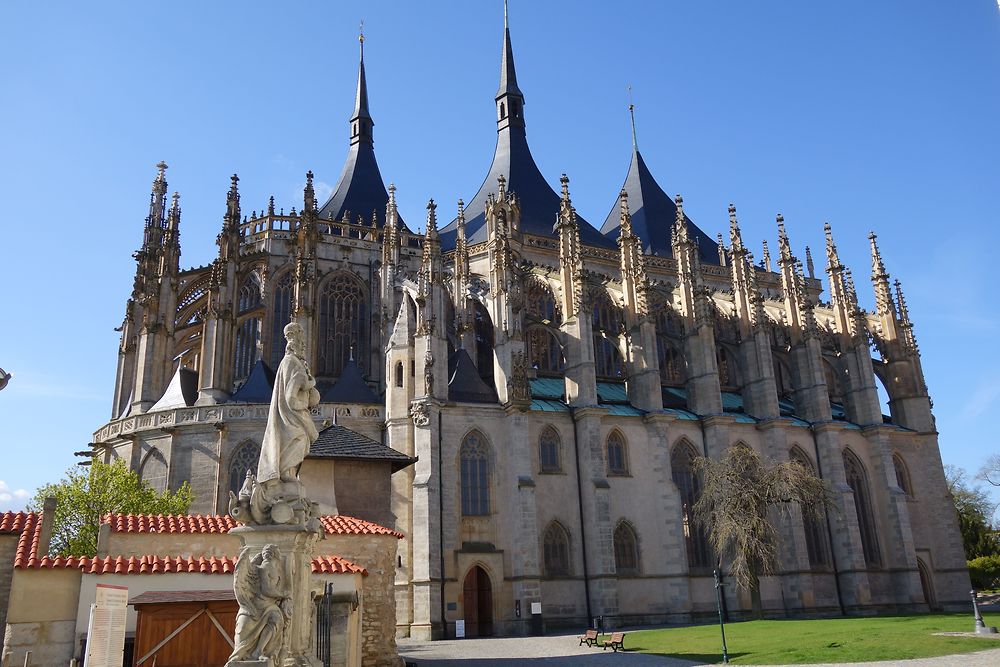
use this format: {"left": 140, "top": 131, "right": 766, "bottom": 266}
{"left": 868, "top": 231, "right": 896, "bottom": 318}
{"left": 143, "top": 161, "right": 169, "bottom": 251}
{"left": 351, "top": 25, "right": 373, "bottom": 147}
{"left": 496, "top": 0, "right": 525, "bottom": 131}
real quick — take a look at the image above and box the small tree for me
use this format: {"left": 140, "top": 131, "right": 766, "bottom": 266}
{"left": 28, "top": 459, "right": 193, "bottom": 557}
{"left": 693, "top": 444, "right": 832, "bottom": 619}
{"left": 945, "top": 464, "right": 999, "bottom": 559}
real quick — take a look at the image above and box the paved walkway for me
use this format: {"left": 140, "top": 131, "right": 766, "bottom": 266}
{"left": 397, "top": 634, "right": 1000, "bottom": 667}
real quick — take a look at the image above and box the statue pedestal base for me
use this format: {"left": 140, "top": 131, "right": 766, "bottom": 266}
{"left": 229, "top": 524, "right": 322, "bottom": 667}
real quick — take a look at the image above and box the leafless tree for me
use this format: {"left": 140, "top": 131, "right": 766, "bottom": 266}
{"left": 693, "top": 444, "right": 833, "bottom": 619}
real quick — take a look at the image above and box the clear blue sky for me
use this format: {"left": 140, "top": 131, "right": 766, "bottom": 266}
{"left": 1, "top": 1, "right": 998, "bottom": 512}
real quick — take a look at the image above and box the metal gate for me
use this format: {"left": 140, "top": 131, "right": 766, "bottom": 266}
{"left": 315, "top": 582, "right": 335, "bottom": 667}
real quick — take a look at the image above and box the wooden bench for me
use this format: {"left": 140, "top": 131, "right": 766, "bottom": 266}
{"left": 578, "top": 629, "right": 599, "bottom": 646}
{"left": 601, "top": 632, "right": 626, "bottom": 652}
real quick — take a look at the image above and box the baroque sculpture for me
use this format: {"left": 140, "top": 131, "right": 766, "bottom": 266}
{"left": 227, "top": 322, "right": 324, "bottom": 667}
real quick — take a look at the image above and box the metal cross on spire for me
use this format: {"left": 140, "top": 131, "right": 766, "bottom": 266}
{"left": 628, "top": 84, "right": 638, "bottom": 149}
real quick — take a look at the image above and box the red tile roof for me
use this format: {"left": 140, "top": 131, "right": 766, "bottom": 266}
{"left": 9, "top": 511, "right": 367, "bottom": 576}
{"left": 105, "top": 513, "right": 403, "bottom": 539}
{"left": 0, "top": 511, "right": 32, "bottom": 535}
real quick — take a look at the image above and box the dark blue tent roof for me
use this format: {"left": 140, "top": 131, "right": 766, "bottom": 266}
{"left": 447, "top": 349, "right": 498, "bottom": 404}
{"left": 320, "top": 358, "right": 380, "bottom": 404}
{"left": 229, "top": 360, "right": 275, "bottom": 404}
{"left": 600, "top": 149, "right": 721, "bottom": 265}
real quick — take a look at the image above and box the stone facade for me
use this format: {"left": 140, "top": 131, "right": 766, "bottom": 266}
{"left": 89, "top": 9, "right": 968, "bottom": 645}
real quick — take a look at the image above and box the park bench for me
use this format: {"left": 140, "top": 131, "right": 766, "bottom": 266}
{"left": 601, "top": 632, "right": 626, "bottom": 652}
{"left": 578, "top": 629, "right": 599, "bottom": 646}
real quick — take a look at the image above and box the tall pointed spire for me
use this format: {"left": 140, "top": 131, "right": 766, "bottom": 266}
{"left": 868, "top": 231, "right": 896, "bottom": 318}
{"left": 496, "top": 0, "right": 525, "bottom": 133}
{"left": 351, "top": 23, "right": 373, "bottom": 146}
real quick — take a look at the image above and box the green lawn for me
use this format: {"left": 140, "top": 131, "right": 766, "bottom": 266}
{"left": 605, "top": 613, "right": 1000, "bottom": 664}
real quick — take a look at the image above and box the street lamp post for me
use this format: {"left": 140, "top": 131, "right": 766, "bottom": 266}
{"left": 971, "top": 589, "right": 998, "bottom": 635}
{"left": 714, "top": 567, "right": 730, "bottom": 664}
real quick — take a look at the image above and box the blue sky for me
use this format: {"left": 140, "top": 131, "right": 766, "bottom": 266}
{"left": 0, "top": 1, "right": 998, "bottom": 513}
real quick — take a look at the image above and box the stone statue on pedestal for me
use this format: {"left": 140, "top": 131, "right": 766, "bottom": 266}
{"left": 227, "top": 321, "right": 324, "bottom": 667}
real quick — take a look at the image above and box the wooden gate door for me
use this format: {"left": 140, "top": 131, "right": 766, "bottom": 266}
{"left": 133, "top": 599, "right": 237, "bottom": 666}
{"left": 462, "top": 566, "right": 493, "bottom": 638}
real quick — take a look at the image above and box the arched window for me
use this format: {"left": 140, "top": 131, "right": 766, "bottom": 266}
{"left": 526, "top": 326, "right": 563, "bottom": 375}
{"left": 614, "top": 522, "right": 640, "bottom": 575}
{"left": 460, "top": 431, "right": 490, "bottom": 516}
{"left": 139, "top": 448, "right": 168, "bottom": 494}
{"left": 539, "top": 426, "right": 561, "bottom": 473}
{"left": 824, "top": 359, "right": 842, "bottom": 403}
{"left": 657, "top": 338, "right": 685, "bottom": 386}
{"left": 789, "top": 447, "right": 829, "bottom": 569}
{"left": 270, "top": 271, "right": 294, "bottom": 368}
{"left": 774, "top": 357, "right": 793, "bottom": 399}
{"left": 717, "top": 345, "right": 737, "bottom": 390}
{"left": 592, "top": 291, "right": 625, "bottom": 379}
{"left": 606, "top": 431, "right": 629, "bottom": 476}
{"left": 653, "top": 302, "right": 684, "bottom": 338}
{"left": 843, "top": 449, "right": 882, "bottom": 567}
{"left": 525, "top": 279, "right": 560, "bottom": 325}
{"left": 229, "top": 440, "right": 261, "bottom": 496}
{"left": 395, "top": 362, "right": 404, "bottom": 388}
{"left": 893, "top": 453, "right": 913, "bottom": 497}
{"left": 542, "top": 521, "right": 571, "bottom": 577}
{"left": 318, "top": 273, "right": 367, "bottom": 378}
{"left": 671, "top": 442, "right": 711, "bottom": 569}
{"left": 473, "top": 302, "right": 495, "bottom": 385}
{"left": 234, "top": 272, "right": 264, "bottom": 385}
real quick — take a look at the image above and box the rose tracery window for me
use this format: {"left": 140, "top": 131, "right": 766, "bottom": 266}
{"left": 318, "top": 273, "right": 367, "bottom": 378}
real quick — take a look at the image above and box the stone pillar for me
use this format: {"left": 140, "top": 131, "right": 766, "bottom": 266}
{"left": 505, "top": 409, "right": 541, "bottom": 635}
{"left": 229, "top": 525, "right": 322, "bottom": 667}
{"left": 408, "top": 400, "right": 443, "bottom": 640}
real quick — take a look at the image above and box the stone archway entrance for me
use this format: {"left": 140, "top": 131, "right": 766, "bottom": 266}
{"left": 462, "top": 565, "right": 493, "bottom": 637}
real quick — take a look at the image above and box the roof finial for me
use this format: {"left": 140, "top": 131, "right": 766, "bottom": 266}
{"left": 359, "top": 19, "right": 365, "bottom": 61}
{"left": 504, "top": 0, "right": 508, "bottom": 28}
{"left": 627, "top": 84, "right": 638, "bottom": 150}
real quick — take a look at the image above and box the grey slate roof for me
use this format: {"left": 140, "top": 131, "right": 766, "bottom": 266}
{"left": 320, "top": 358, "right": 380, "bottom": 404}
{"left": 309, "top": 424, "right": 415, "bottom": 473}
{"left": 439, "top": 17, "right": 612, "bottom": 251}
{"left": 600, "top": 148, "right": 721, "bottom": 264}
{"left": 317, "top": 43, "right": 402, "bottom": 229}
{"left": 447, "top": 349, "right": 498, "bottom": 404}
{"left": 229, "top": 360, "right": 275, "bottom": 403}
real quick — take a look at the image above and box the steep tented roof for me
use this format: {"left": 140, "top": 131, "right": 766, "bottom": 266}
{"left": 317, "top": 38, "right": 401, "bottom": 228}
{"left": 310, "top": 424, "right": 415, "bottom": 473}
{"left": 229, "top": 359, "right": 275, "bottom": 403}
{"left": 439, "top": 11, "right": 612, "bottom": 250}
{"left": 320, "top": 358, "right": 379, "bottom": 404}
{"left": 148, "top": 366, "right": 198, "bottom": 412}
{"left": 601, "top": 148, "right": 721, "bottom": 264}
{"left": 448, "top": 349, "right": 498, "bottom": 404}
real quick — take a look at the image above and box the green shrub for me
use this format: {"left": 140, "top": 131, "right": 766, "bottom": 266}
{"left": 968, "top": 554, "right": 1000, "bottom": 590}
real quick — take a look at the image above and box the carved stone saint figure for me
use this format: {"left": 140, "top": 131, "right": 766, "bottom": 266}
{"left": 257, "top": 322, "right": 321, "bottom": 484}
{"left": 228, "top": 544, "right": 289, "bottom": 663}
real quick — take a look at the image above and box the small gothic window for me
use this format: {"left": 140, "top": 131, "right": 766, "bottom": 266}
{"left": 774, "top": 357, "right": 793, "bottom": 399}
{"left": 614, "top": 522, "right": 640, "bottom": 575}
{"left": 657, "top": 338, "right": 685, "bottom": 386}
{"left": 395, "top": 362, "right": 404, "bottom": 388}
{"left": 526, "top": 326, "right": 563, "bottom": 375}
{"left": 790, "top": 447, "right": 829, "bottom": 568}
{"left": 672, "top": 442, "right": 711, "bottom": 569}
{"left": 717, "top": 345, "right": 737, "bottom": 390}
{"left": 318, "top": 273, "right": 367, "bottom": 378}
{"left": 499, "top": 102, "right": 506, "bottom": 120}
{"left": 474, "top": 302, "right": 495, "bottom": 385}
{"left": 893, "top": 453, "right": 913, "bottom": 497}
{"left": 539, "top": 426, "right": 561, "bottom": 473}
{"left": 234, "top": 316, "right": 262, "bottom": 385}
{"left": 238, "top": 272, "right": 263, "bottom": 314}
{"left": 139, "top": 449, "right": 168, "bottom": 494}
{"left": 229, "top": 441, "right": 261, "bottom": 496}
{"left": 844, "top": 449, "right": 882, "bottom": 567}
{"left": 270, "top": 272, "right": 294, "bottom": 368}
{"left": 824, "top": 360, "right": 842, "bottom": 403}
{"left": 606, "top": 431, "right": 629, "bottom": 476}
{"left": 460, "top": 431, "right": 490, "bottom": 516}
{"left": 525, "top": 280, "right": 560, "bottom": 325}
{"left": 542, "top": 521, "right": 571, "bottom": 577}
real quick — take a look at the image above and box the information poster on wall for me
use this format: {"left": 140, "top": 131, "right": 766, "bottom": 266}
{"left": 455, "top": 619, "right": 466, "bottom": 638}
{"left": 83, "top": 583, "right": 128, "bottom": 667}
